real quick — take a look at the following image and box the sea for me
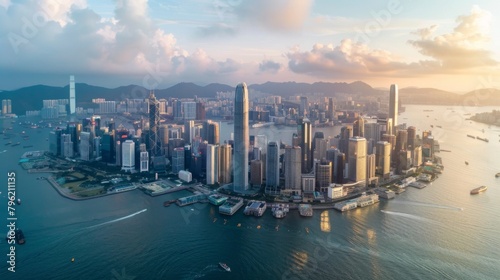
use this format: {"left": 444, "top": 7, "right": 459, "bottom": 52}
{"left": 1, "top": 104, "right": 500, "bottom": 280}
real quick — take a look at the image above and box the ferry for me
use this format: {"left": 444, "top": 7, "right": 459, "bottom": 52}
{"left": 298, "top": 204, "right": 313, "bottom": 217}
{"left": 251, "top": 122, "right": 274, "bottom": 128}
{"left": 271, "top": 203, "right": 289, "bottom": 218}
{"left": 219, "top": 262, "right": 231, "bottom": 272}
{"left": 243, "top": 200, "right": 267, "bottom": 217}
{"left": 357, "top": 194, "right": 379, "bottom": 208}
{"left": 470, "top": 186, "right": 487, "bottom": 195}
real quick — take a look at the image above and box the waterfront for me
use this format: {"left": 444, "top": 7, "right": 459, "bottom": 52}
{"left": 1, "top": 105, "right": 500, "bottom": 279}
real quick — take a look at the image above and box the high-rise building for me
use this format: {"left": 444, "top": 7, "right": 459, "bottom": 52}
{"left": 298, "top": 117, "right": 312, "bottom": 173}
{"left": 140, "top": 143, "right": 149, "bottom": 172}
{"left": 121, "top": 140, "right": 135, "bottom": 172}
{"left": 206, "top": 144, "right": 219, "bottom": 185}
{"left": 395, "top": 130, "right": 408, "bottom": 152}
{"left": 69, "top": 75, "right": 75, "bottom": 114}
{"left": 300, "top": 96, "right": 309, "bottom": 117}
{"left": 366, "top": 154, "right": 377, "bottom": 185}
{"left": 80, "top": 131, "right": 91, "bottom": 161}
{"left": 207, "top": 121, "right": 219, "bottom": 145}
{"left": 1, "top": 99, "right": 12, "bottom": 115}
{"left": 389, "top": 84, "right": 398, "bottom": 133}
{"left": 407, "top": 126, "right": 416, "bottom": 150}
{"left": 316, "top": 161, "right": 332, "bottom": 193}
{"left": 328, "top": 98, "right": 335, "bottom": 121}
{"left": 250, "top": 160, "right": 263, "bottom": 186}
{"left": 219, "top": 144, "right": 232, "bottom": 184}
{"left": 148, "top": 91, "right": 161, "bottom": 157}
{"left": 335, "top": 153, "right": 345, "bottom": 184}
{"left": 182, "top": 102, "right": 197, "bottom": 120}
{"left": 184, "top": 120, "right": 194, "bottom": 144}
{"left": 353, "top": 117, "right": 365, "bottom": 137}
{"left": 348, "top": 137, "right": 367, "bottom": 183}
{"left": 61, "top": 133, "right": 73, "bottom": 158}
{"left": 364, "top": 123, "right": 381, "bottom": 142}
{"left": 172, "top": 147, "right": 185, "bottom": 174}
{"left": 233, "top": 83, "right": 249, "bottom": 192}
{"left": 266, "top": 141, "right": 280, "bottom": 194}
{"left": 376, "top": 141, "right": 391, "bottom": 179}
{"left": 284, "top": 146, "right": 302, "bottom": 191}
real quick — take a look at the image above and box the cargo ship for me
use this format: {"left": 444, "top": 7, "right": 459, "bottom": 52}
{"left": 470, "top": 186, "right": 487, "bottom": 195}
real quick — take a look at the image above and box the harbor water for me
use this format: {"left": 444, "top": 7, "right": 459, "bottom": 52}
{"left": 1, "top": 105, "right": 500, "bottom": 279}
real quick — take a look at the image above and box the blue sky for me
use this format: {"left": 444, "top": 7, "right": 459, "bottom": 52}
{"left": 1, "top": 0, "right": 499, "bottom": 92}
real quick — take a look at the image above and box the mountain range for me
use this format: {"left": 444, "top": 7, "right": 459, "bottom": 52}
{"left": 1, "top": 81, "right": 499, "bottom": 115}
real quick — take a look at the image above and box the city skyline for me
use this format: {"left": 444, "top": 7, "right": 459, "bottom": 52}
{"left": 1, "top": 1, "right": 499, "bottom": 92}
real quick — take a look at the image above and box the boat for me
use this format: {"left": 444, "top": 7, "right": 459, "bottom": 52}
{"left": 163, "top": 199, "right": 177, "bottom": 207}
{"left": 470, "top": 186, "right": 487, "bottom": 195}
{"left": 11, "top": 142, "right": 20, "bottom": 147}
{"left": 467, "top": 134, "right": 476, "bottom": 139}
{"left": 17, "top": 198, "right": 21, "bottom": 205}
{"left": 465, "top": 161, "right": 469, "bottom": 165}
{"left": 496, "top": 173, "right": 500, "bottom": 178}
{"left": 271, "top": 203, "right": 289, "bottom": 218}
{"left": 219, "top": 262, "right": 231, "bottom": 272}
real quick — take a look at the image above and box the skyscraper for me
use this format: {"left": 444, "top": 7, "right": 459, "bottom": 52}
{"left": 389, "top": 84, "right": 398, "bottom": 133}
{"left": 328, "top": 98, "right": 335, "bottom": 121}
{"left": 149, "top": 91, "right": 161, "bottom": 157}
{"left": 121, "top": 140, "right": 135, "bottom": 172}
{"left": 348, "top": 137, "right": 367, "bottom": 183}
{"left": 69, "top": 75, "right": 75, "bottom": 114}
{"left": 233, "top": 83, "right": 249, "bottom": 192}
{"left": 376, "top": 141, "right": 391, "bottom": 179}
{"left": 353, "top": 117, "right": 365, "bottom": 137}
{"left": 284, "top": 146, "right": 302, "bottom": 191}
{"left": 266, "top": 141, "right": 280, "bottom": 194}
{"left": 206, "top": 144, "right": 219, "bottom": 185}
{"left": 298, "top": 117, "right": 312, "bottom": 174}
{"left": 219, "top": 144, "right": 232, "bottom": 184}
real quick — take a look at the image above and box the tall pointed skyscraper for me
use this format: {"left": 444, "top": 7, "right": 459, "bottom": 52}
{"left": 233, "top": 83, "right": 249, "bottom": 192}
{"left": 149, "top": 91, "right": 161, "bottom": 158}
{"left": 69, "top": 75, "right": 76, "bottom": 114}
{"left": 389, "top": 84, "right": 398, "bottom": 134}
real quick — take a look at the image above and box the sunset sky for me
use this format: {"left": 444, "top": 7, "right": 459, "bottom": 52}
{"left": 1, "top": 0, "right": 500, "bottom": 92}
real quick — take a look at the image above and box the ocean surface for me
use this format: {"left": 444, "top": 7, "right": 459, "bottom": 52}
{"left": 1, "top": 105, "right": 500, "bottom": 280}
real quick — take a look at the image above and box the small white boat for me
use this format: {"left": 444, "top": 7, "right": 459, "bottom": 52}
{"left": 219, "top": 262, "right": 231, "bottom": 272}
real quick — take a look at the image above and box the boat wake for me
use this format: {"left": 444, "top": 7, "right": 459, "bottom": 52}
{"left": 87, "top": 209, "right": 147, "bottom": 229}
{"left": 192, "top": 264, "right": 220, "bottom": 279}
{"left": 381, "top": 210, "right": 437, "bottom": 224}
{"left": 390, "top": 200, "right": 463, "bottom": 211}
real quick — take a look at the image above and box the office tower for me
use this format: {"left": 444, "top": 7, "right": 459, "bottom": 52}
{"left": 69, "top": 75, "right": 75, "bottom": 114}
{"left": 298, "top": 117, "right": 312, "bottom": 173}
{"left": 284, "top": 146, "right": 302, "bottom": 191}
{"left": 348, "top": 137, "right": 367, "bottom": 183}
{"left": 148, "top": 91, "right": 161, "bottom": 157}
{"left": 364, "top": 123, "right": 381, "bottom": 143}
{"left": 219, "top": 144, "right": 232, "bottom": 184}
{"left": 316, "top": 161, "right": 332, "bottom": 193}
{"left": 250, "top": 160, "right": 263, "bottom": 186}
{"left": 413, "top": 146, "right": 423, "bottom": 167}
{"left": 397, "top": 150, "right": 412, "bottom": 174}
{"left": 328, "top": 98, "right": 335, "bottom": 121}
{"left": 376, "top": 141, "right": 391, "bottom": 179}
{"left": 182, "top": 102, "right": 197, "bottom": 120}
{"left": 381, "top": 133, "right": 396, "bottom": 165}
{"left": 389, "top": 84, "right": 398, "bottom": 133}
{"left": 366, "top": 154, "right": 377, "bottom": 184}
{"left": 206, "top": 144, "right": 219, "bottom": 185}
{"left": 196, "top": 101, "right": 206, "bottom": 120}
{"left": 61, "top": 134, "right": 73, "bottom": 158}
{"left": 121, "top": 140, "right": 135, "bottom": 172}
{"left": 80, "top": 132, "right": 91, "bottom": 161}
{"left": 233, "top": 83, "right": 249, "bottom": 192}
{"left": 184, "top": 144, "right": 192, "bottom": 171}
{"left": 184, "top": 120, "right": 194, "bottom": 144}
{"left": 115, "top": 141, "right": 122, "bottom": 166}
{"left": 335, "top": 153, "right": 345, "bottom": 184}
{"left": 266, "top": 141, "right": 280, "bottom": 194}
{"left": 49, "top": 128, "right": 63, "bottom": 156}
{"left": 312, "top": 131, "right": 324, "bottom": 161}
{"left": 395, "top": 130, "right": 408, "bottom": 152}
{"left": 407, "top": 126, "right": 416, "bottom": 150}
{"left": 300, "top": 96, "right": 309, "bottom": 116}
{"left": 139, "top": 144, "right": 148, "bottom": 172}
{"left": 93, "top": 136, "right": 101, "bottom": 158}
{"left": 172, "top": 147, "right": 185, "bottom": 174}
{"left": 353, "top": 117, "right": 365, "bottom": 137}
{"left": 207, "top": 121, "right": 219, "bottom": 145}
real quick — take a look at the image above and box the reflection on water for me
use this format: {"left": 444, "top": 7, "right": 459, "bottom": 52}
{"left": 320, "top": 211, "right": 331, "bottom": 233}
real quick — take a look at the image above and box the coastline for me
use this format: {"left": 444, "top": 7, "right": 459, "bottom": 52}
{"left": 45, "top": 176, "right": 137, "bottom": 201}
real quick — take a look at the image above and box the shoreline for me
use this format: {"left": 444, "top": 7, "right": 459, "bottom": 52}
{"left": 45, "top": 176, "right": 137, "bottom": 201}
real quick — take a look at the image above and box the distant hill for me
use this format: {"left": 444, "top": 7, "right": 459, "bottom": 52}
{"left": 2, "top": 81, "right": 500, "bottom": 115}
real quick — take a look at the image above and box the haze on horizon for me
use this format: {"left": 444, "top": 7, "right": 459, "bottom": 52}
{"left": 1, "top": 0, "right": 500, "bottom": 92}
